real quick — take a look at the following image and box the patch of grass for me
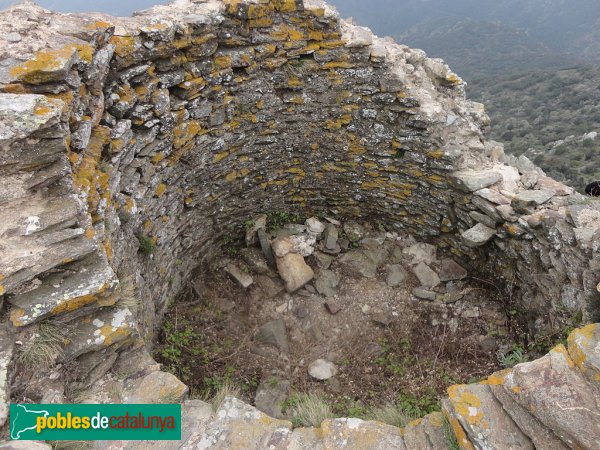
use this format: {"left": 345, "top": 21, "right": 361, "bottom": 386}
{"left": 375, "top": 337, "right": 412, "bottom": 376}
{"left": 396, "top": 391, "right": 440, "bottom": 417}
{"left": 367, "top": 403, "right": 416, "bottom": 428}
{"left": 442, "top": 416, "right": 460, "bottom": 450}
{"left": 209, "top": 379, "right": 242, "bottom": 411}
{"left": 222, "top": 235, "right": 242, "bottom": 257}
{"left": 159, "top": 388, "right": 184, "bottom": 404}
{"left": 497, "top": 346, "right": 529, "bottom": 368}
{"left": 159, "top": 319, "right": 206, "bottom": 382}
{"left": 289, "top": 393, "right": 335, "bottom": 428}
{"left": 266, "top": 210, "right": 301, "bottom": 232}
{"left": 137, "top": 234, "right": 155, "bottom": 254}
{"left": 333, "top": 398, "right": 368, "bottom": 420}
{"left": 17, "top": 321, "right": 67, "bottom": 371}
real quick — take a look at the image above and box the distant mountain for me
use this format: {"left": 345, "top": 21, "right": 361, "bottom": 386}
{"left": 329, "top": 0, "right": 600, "bottom": 61}
{"left": 468, "top": 66, "right": 600, "bottom": 189}
{"left": 328, "top": 0, "right": 600, "bottom": 191}
{"left": 397, "top": 18, "right": 580, "bottom": 79}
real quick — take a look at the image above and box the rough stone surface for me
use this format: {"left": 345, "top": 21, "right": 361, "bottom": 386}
{"left": 338, "top": 247, "right": 388, "bottom": 278}
{"left": 0, "top": 325, "right": 13, "bottom": 427}
{"left": 322, "top": 223, "right": 339, "bottom": 251}
{"left": 452, "top": 170, "right": 503, "bottom": 192}
{"left": 343, "top": 222, "right": 365, "bottom": 243}
{"left": 402, "top": 243, "right": 438, "bottom": 266}
{"left": 123, "top": 371, "right": 188, "bottom": 404}
{"left": 0, "top": 0, "right": 598, "bottom": 447}
{"left": 306, "top": 217, "right": 325, "bottom": 234}
{"left": 500, "top": 344, "right": 600, "bottom": 449}
{"left": 255, "top": 378, "right": 291, "bottom": 419}
{"left": 413, "top": 288, "right": 437, "bottom": 301}
{"left": 0, "top": 443, "right": 52, "bottom": 450}
{"left": 445, "top": 383, "right": 533, "bottom": 449}
{"left": 461, "top": 223, "right": 497, "bottom": 247}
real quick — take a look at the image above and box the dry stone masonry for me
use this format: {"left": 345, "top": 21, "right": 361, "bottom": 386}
{"left": 0, "top": 0, "right": 599, "bottom": 448}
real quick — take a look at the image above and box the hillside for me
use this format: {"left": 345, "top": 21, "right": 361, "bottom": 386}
{"left": 468, "top": 66, "right": 600, "bottom": 189}
{"left": 397, "top": 17, "right": 579, "bottom": 79}
{"left": 331, "top": 0, "right": 600, "bottom": 61}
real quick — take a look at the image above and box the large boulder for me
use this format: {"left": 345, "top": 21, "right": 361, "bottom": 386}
{"left": 272, "top": 237, "right": 314, "bottom": 293}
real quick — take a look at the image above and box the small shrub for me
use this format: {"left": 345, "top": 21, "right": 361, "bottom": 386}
{"left": 222, "top": 235, "right": 242, "bottom": 257}
{"left": 396, "top": 391, "right": 440, "bottom": 417}
{"left": 266, "top": 211, "right": 301, "bottom": 232}
{"left": 497, "top": 346, "right": 528, "bottom": 368}
{"left": 137, "top": 234, "right": 155, "bottom": 254}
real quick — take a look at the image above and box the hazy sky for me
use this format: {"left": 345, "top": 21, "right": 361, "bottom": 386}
{"left": 0, "top": 0, "right": 172, "bottom": 16}
{"left": 0, "top": 0, "right": 351, "bottom": 16}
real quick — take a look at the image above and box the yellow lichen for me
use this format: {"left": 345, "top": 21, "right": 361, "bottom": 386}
{"left": 155, "top": 183, "right": 167, "bottom": 197}
{"left": 214, "top": 55, "right": 232, "bottom": 69}
{"left": 109, "top": 35, "right": 137, "bottom": 58}
{"left": 428, "top": 150, "right": 445, "bottom": 159}
{"left": 446, "top": 414, "right": 475, "bottom": 450}
{"left": 10, "top": 46, "right": 77, "bottom": 84}
{"left": 481, "top": 369, "right": 512, "bottom": 386}
{"left": 448, "top": 386, "right": 484, "bottom": 426}
{"left": 10, "top": 308, "right": 27, "bottom": 327}
{"left": 567, "top": 324, "right": 598, "bottom": 370}
{"left": 551, "top": 344, "right": 576, "bottom": 368}
{"left": 323, "top": 61, "right": 354, "bottom": 69}
{"left": 213, "top": 151, "right": 230, "bottom": 163}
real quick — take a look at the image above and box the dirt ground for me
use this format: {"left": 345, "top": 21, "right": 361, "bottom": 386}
{"left": 155, "top": 223, "right": 517, "bottom": 419}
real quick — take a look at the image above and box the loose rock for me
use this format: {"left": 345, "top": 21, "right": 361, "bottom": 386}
{"left": 308, "top": 359, "right": 338, "bottom": 381}
{"left": 413, "top": 288, "right": 437, "bottom": 301}
{"left": 386, "top": 264, "right": 407, "bottom": 287}
{"left": 306, "top": 217, "right": 325, "bottom": 234}
{"left": 438, "top": 259, "right": 467, "bottom": 282}
{"left": 256, "top": 319, "right": 289, "bottom": 353}
{"left": 412, "top": 262, "right": 440, "bottom": 288}
{"left": 315, "top": 269, "right": 339, "bottom": 298}
{"left": 322, "top": 223, "right": 339, "bottom": 251}
{"left": 343, "top": 222, "right": 365, "bottom": 242}
{"left": 461, "top": 223, "right": 497, "bottom": 247}
{"left": 245, "top": 215, "right": 267, "bottom": 247}
{"left": 224, "top": 263, "right": 253, "bottom": 288}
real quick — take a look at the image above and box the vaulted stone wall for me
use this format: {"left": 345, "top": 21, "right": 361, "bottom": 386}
{"left": 0, "top": 0, "right": 599, "bottom": 438}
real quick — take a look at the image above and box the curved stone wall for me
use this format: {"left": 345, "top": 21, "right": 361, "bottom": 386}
{"left": 0, "top": 0, "right": 599, "bottom": 443}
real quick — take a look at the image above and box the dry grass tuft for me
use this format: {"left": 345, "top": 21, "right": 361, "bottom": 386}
{"left": 367, "top": 403, "right": 416, "bottom": 428}
{"left": 17, "top": 321, "right": 67, "bottom": 371}
{"left": 291, "top": 393, "right": 335, "bottom": 427}
{"left": 209, "top": 380, "right": 242, "bottom": 411}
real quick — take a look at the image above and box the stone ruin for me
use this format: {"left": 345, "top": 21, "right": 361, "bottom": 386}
{"left": 0, "top": 0, "right": 599, "bottom": 448}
